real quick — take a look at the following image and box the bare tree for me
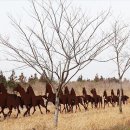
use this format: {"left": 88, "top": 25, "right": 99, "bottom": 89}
{"left": 110, "top": 21, "right": 130, "bottom": 113}
{"left": 0, "top": 0, "right": 117, "bottom": 127}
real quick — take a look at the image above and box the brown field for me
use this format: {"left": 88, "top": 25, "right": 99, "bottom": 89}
{"left": 1, "top": 81, "right": 130, "bottom": 130}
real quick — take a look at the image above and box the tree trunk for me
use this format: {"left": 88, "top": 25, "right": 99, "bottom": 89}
{"left": 119, "top": 80, "right": 122, "bottom": 113}
{"left": 54, "top": 90, "right": 60, "bottom": 127}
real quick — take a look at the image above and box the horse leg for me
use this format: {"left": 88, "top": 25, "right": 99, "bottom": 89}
{"left": 62, "top": 105, "right": 65, "bottom": 113}
{"left": 82, "top": 98, "right": 87, "bottom": 111}
{"left": 91, "top": 101, "right": 93, "bottom": 108}
{"left": 94, "top": 102, "right": 96, "bottom": 108}
{"left": 46, "top": 100, "right": 49, "bottom": 113}
{"left": 23, "top": 106, "right": 30, "bottom": 117}
{"left": 80, "top": 100, "right": 86, "bottom": 111}
{"left": 87, "top": 100, "right": 90, "bottom": 108}
{"left": 78, "top": 103, "right": 81, "bottom": 111}
{"left": 16, "top": 106, "right": 20, "bottom": 118}
{"left": 65, "top": 103, "right": 69, "bottom": 113}
{"left": 101, "top": 99, "right": 102, "bottom": 108}
{"left": 0, "top": 107, "right": 7, "bottom": 119}
{"left": 38, "top": 105, "right": 43, "bottom": 114}
{"left": 108, "top": 101, "right": 109, "bottom": 107}
{"left": 32, "top": 106, "right": 36, "bottom": 115}
{"left": 62, "top": 103, "right": 66, "bottom": 113}
{"left": 70, "top": 104, "right": 73, "bottom": 112}
{"left": 83, "top": 102, "right": 87, "bottom": 111}
{"left": 40, "top": 100, "right": 50, "bottom": 113}
{"left": 7, "top": 107, "right": 12, "bottom": 117}
{"left": 99, "top": 101, "right": 100, "bottom": 108}
{"left": 104, "top": 100, "right": 106, "bottom": 108}
{"left": 59, "top": 104, "right": 62, "bottom": 113}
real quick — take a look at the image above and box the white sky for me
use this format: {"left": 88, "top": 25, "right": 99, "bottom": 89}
{"left": 0, "top": 0, "right": 130, "bottom": 80}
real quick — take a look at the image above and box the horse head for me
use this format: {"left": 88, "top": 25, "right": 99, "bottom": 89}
{"left": 45, "top": 82, "right": 53, "bottom": 96}
{"left": 0, "top": 83, "right": 7, "bottom": 93}
{"left": 90, "top": 88, "right": 96, "bottom": 96}
{"left": 90, "top": 89, "right": 93, "bottom": 94}
{"left": 70, "top": 88, "right": 76, "bottom": 96}
{"left": 111, "top": 89, "right": 114, "bottom": 96}
{"left": 64, "top": 86, "right": 69, "bottom": 95}
{"left": 26, "top": 85, "right": 35, "bottom": 95}
{"left": 93, "top": 88, "right": 97, "bottom": 94}
{"left": 103, "top": 90, "right": 107, "bottom": 97}
{"left": 117, "top": 89, "right": 120, "bottom": 96}
{"left": 13, "top": 84, "right": 20, "bottom": 92}
{"left": 59, "top": 88, "right": 63, "bottom": 95}
{"left": 82, "top": 87, "right": 87, "bottom": 96}
{"left": 121, "top": 89, "right": 124, "bottom": 96}
{"left": 13, "top": 84, "right": 25, "bottom": 94}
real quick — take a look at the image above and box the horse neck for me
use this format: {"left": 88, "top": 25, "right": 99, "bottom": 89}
{"left": 122, "top": 90, "right": 124, "bottom": 96}
{"left": 117, "top": 90, "right": 120, "bottom": 95}
{"left": 83, "top": 89, "right": 87, "bottom": 96}
{"left": 92, "top": 92, "right": 96, "bottom": 96}
{"left": 1, "top": 87, "right": 7, "bottom": 94}
{"left": 111, "top": 90, "right": 114, "bottom": 96}
{"left": 94, "top": 90, "right": 97, "bottom": 96}
{"left": 28, "top": 88, "right": 35, "bottom": 96}
{"left": 71, "top": 90, "right": 76, "bottom": 96}
{"left": 103, "top": 91, "right": 107, "bottom": 97}
{"left": 47, "top": 89, "right": 53, "bottom": 95}
{"left": 46, "top": 88, "right": 54, "bottom": 97}
{"left": 65, "top": 88, "right": 69, "bottom": 95}
{"left": 45, "top": 84, "right": 53, "bottom": 95}
{"left": 60, "top": 90, "right": 63, "bottom": 95}
{"left": 18, "top": 87, "right": 26, "bottom": 97}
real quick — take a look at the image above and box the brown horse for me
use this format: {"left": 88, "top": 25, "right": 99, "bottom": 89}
{"left": 117, "top": 89, "right": 129, "bottom": 104}
{"left": 27, "top": 85, "right": 49, "bottom": 114}
{"left": 59, "top": 88, "right": 69, "bottom": 113}
{"left": 111, "top": 89, "right": 119, "bottom": 106}
{"left": 0, "top": 83, "right": 21, "bottom": 118}
{"left": 45, "top": 83, "right": 69, "bottom": 113}
{"left": 64, "top": 86, "right": 69, "bottom": 95}
{"left": 0, "top": 83, "right": 9, "bottom": 118}
{"left": 90, "top": 88, "right": 102, "bottom": 108}
{"left": 13, "top": 84, "right": 32, "bottom": 116}
{"left": 103, "top": 90, "right": 112, "bottom": 108}
{"left": 82, "top": 87, "right": 94, "bottom": 108}
{"left": 45, "top": 82, "right": 56, "bottom": 113}
{"left": 69, "top": 88, "right": 87, "bottom": 112}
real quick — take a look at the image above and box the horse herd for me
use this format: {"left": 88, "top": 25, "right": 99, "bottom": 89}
{"left": 0, "top": 82, "right": 129, "bottom": 119}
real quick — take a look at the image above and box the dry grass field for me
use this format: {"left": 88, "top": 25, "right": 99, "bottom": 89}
{"left": 1, "top": 81, "right": 130, "bottom": 130}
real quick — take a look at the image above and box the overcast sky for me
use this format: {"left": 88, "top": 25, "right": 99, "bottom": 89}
{"left": 0, "top": 0, "right": 130, "bottom": 80}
